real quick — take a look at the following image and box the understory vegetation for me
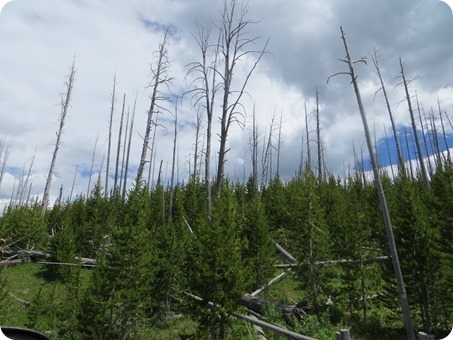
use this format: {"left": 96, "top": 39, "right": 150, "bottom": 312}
{"left": 1, "top": 165, "right": 452, "bottom": 339}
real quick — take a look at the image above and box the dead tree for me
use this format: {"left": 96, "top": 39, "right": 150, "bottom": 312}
{"left": 0, "top": 137, "right": 9, "bottom": 191}
{"left": 328, "top": 26, "right": 415, "bottom": 340}
{"left": 122, "top": 94, "right": 136, "bottom": 198}
{"left": 250, "top": 104, "right": 259, "bottom": 190}
{"left": 113, "top": 93, "right": 126, "bottom": 198}
{"left": 193, "top": 109, "right": 204, "bottom": 180}
{"left": 305, "top": 99, "right": 312, "bottom": 171}
{"left": 438, "top": 99, "right": 451, "bottom": 162}
{"left": 136, "top": 29, "right": 172, "bottom": 187}
{"left": 105, "top": 73, "right": 117, "bottom": 197}
{"left": 69, "top": 164, "right": 78, "bottom": 202}
{"left": 315, "top": 87, "right": 322, "bottom": 179}
{"left": 371, "top": 48, "right": 405, "bottom": 174}
{"left": 214, "top": 0, "right": 268, "bottom": 196}
{"left": 416, "top": 97, "right": 433, "bottom": 176}
{"left": 276, "top": 112, "right": 283, "bottom": 177}
{"left": 42, "top": 59, "right": 76, "bottom": 212}
{"left": 399, "top": 58, "right": 429, "bottom": 187}
{"left": 86, "top": 136, "right": 98, "bottom": 199}
{"left": 186, "top": 21, "right": 220, "bottom": 215}
{"left": 168, "top": 102, "right": 178, "bottom": 221}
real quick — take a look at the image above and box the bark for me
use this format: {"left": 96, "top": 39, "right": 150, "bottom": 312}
{"left": 105, "top": 73, "right": 117, "bottom": 197}
{"left": 86, "top": 136, "right": 98, "bottom": 199}
{"left": 42, "top": 59, "right": 76, "bottom": 211}
{"left": 136, "top": 29, "right": 172, "bottom": 186}
{"left": 371, "top": 49, "right": 405, "bottom": 174}
{"left": 438, "top": 99, "right": 451, "bottom": 162}
{"left": 400, "top": 58, "right": 429, "bottom": 187}
{"left": 113, "top": 93, "right": 126, "bottom": 198}
{"left": 69, "top": 164, "right": 78, "bottom": 202}
{"left": 315, "top": 87, "right": 322, "bottom": 179}
{"left": 122, "top": 95, "right": 136, "bottom": 198}
{"left": 332, "top": 27, "right": 415, "bottom": 340}
{"left": 214, "top": 0, "right": 268, "bottom": 196}
{"left": 305, "top": 99, "right": 311, "bottom": 171}
{"left": 168, "top": 103, "right": 178, "bottom": 221}
{"left": 0, "top": 137, "right": 9, "bottom": 191}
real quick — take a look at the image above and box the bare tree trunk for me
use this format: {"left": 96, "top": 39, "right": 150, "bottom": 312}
{"left": 86, "top": 135, "right": 98, "bottom": 199}
{"left": 69, "top": 164, "right": 78, "bottom": 202}
{"left": 105, "top": 72, "right": 117, "bottom": 197}
{"left": 416, "top": 97, "right": 433, "bottom": 176}
{"left": 251, "top": 104, "right": 259, "bottom": 190}
{"left": 119, "top": 105, "right": 130, "bottom": 195}
{"left": 330, "top": 27, "right": 415, "bottom": 340}
{"left": 113, "top": 93, "right": 126, "bottom": 198}
{"left": 400, "top": 58, "right": 429, "bottom": 187}
{"left": 371, "top": 49, "right": 405, "bottom": 174}
{"left": 403, "top": 129, "right": 414, "bottom": 179}
{"left": 276, "top": 111, "right": 283, "bottom": 177}
{"left": 122, "top": 95, "right": 136, "bottom": 197}
{"left": 193, "top": 109, "right": 203, "bottom": 180}
{"left": 136, "top": 29, "right": 172, "bottom": 186}
{"left": 214, "top": 0, "right": 268, "bottom": 196}
{"left": 0, "top": 137, "right": 9, "bottom": 192}
{"left": 384, "top": 127, "right": 395, "bottom": 179}
{"left": 305, "top": 99, "right": 311, "bottom": 172}
{"left": 438, "top": 99, "right": 451, "bottom": 163}
{"left": 315, "top": 88, "right": 322, "bottom": 179}
{"left": 168, "top": 103, "right": 178, "bottom": 221}
{"left": 42, "top": 59, "right": 76, "bottom": 212}
{"left": 149, "top": 112, "right": 160, "bottom": 189}
{"left": 19, "top": 149, "right": 36, "bottom": 206}
{"left": 261, "top": 116, "right": 274, "bottom": 187}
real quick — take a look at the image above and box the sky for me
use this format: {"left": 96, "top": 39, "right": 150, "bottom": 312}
{"left": 0, "top": 0, "right": 452, "bottom": 210}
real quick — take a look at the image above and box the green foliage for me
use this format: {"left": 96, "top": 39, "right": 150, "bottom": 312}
{"left": 0, "top": 202, "right": 48, "bottom": 250}
{"left": 188, "top": 182, "right": 246, "bottom": 339}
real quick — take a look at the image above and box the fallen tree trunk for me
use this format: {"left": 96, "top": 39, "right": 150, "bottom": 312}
{"left": 1, "top": 249, "right": 96, "bottom": 268}
{"left": 275, "top": 256, "right": 390, "bottom": 269}
{"left": 239, "top": 294, "right": 311, "bottom": 321}
{"left": 185, "top": 292, "right": 317, "bottom": 340}
{"left": 0, "top": 259, "right": 23, "bottom": 267}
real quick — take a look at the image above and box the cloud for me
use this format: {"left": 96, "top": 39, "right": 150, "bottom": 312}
{"left": 0, "top": 0, "right": 452, "bottom": 211}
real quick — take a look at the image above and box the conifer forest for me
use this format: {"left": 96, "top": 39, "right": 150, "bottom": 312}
{"left": 1, "top": 1, "right": 452, "bottom": 339}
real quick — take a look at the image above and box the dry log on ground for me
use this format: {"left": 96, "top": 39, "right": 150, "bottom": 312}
{"left": 0, "top": 259, "right": 23, "bottom": 267}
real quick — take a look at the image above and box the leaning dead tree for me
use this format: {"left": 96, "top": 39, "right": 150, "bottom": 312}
{"left": 105, "top": 73, "right": 117, "bottom": 197}
{"left": 399, "top": 58, "right": 429, "bottom": 187}
{"left": 136, "top": 29, "right": 172, "bottom": 187}
{"left": 328, "top": 26, "right": 415, "bottom": 340}
{"left": 42, "top": 59, "right": 76, "bottom": 212}
{"left": 371, "top": 48, "right": 405, "bottom": 175}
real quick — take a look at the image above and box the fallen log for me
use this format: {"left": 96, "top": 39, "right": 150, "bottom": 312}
{"left": 0, "top": 259, "right": 23, "bottom": 267}
{"left": 1, "top": 249, "right": 96, "bottom": 268}
{"left": 239, "top": 294, "right": 311, "bottom": 321}
{"left": 275, "top": 256, "right": 390, "bottom": 269}
{"left": 184, "top": 292, "right": 317, "bottom": 340}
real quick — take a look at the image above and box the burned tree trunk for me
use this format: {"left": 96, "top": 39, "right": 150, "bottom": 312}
{"left": 42, "top": 59, "right": 76, "bottom": 211}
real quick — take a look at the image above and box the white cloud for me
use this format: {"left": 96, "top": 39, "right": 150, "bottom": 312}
{"left": 0, "top": 0, "right": 452, "bottom": 211}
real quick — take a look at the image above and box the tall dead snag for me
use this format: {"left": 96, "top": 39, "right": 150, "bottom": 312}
{"left": 0, "top": 137, "right": 9, "bottom": 192}
{"left": 136, "top": 29, "right": 172, "bottom": 187}
{"left": 168, "top": 102, "right": 178, "bottom": 221}
{"left": 186, "top": 21, "right": 219, "bottom": 215}
{"left": 276, "top": 111, "right": 283, "bottom": 177}
{"left": 105, "top": 73, "right": 117, "bottom": 197}
{"left": 113, "top": 93, "right": 126, "bottom": 198}
{"left": 315, "top": 87, "right": 322, "bottom": 179}
{"left": 193, "top": 109, "right": 203, "bottom": 180}
{"left": 415, "top": 97, "right": 433, "bottom": 176}
{"left": 86, "top": 136, "right": 99, "bottom": 199}
{"left": 304, "top": 99, "right": 311, "bottom": 171}
{"left": 122, "top": 95, "right": 136, "bottom": 198}
{"left": 42, "top": 59, "right": 76, "bottom": 212}
{"left": 250, "top": 104, "right": 259, "bottom": 191}
{"left": 438, "top": 98, "right": 451, "bottom": 163}
{"left": 328, "top": 26, "right": 415, "bottom": 340}
{"left": 371, "top": 48, "right": 405, "bottom": 175}
{"left": 399, "top": 58, "right": 429, "bottom": 187}
{"left": 214, "top": 0, "right": 268, "bottom": 196}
